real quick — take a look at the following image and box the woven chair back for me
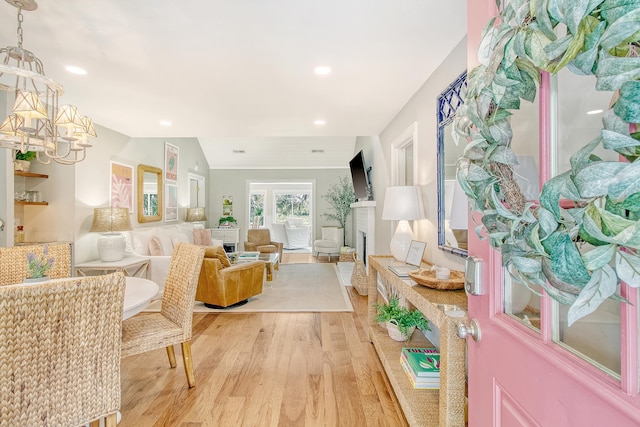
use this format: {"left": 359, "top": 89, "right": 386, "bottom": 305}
{"left": 0, "top": 243, "right": 72, "bottom": 285}
{"left": 160, "top": 243, "right": 205, "bottom": 339}
{"left": 247, "top": 228, "right": 271, "bottom": 245}
{"left": 0, "top": 272, "right": 126, "bottom": 425}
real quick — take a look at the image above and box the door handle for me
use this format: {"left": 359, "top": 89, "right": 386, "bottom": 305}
{"left": 457, "top": 318, "right": 481, "bottom": 342}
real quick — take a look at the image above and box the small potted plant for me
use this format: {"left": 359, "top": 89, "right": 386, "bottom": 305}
{"left": 375, "top": 295, "right": 430, "bottom": 341}
{"left": 218, "top": 215, "right": 237, "bottom": 227}
{"left": 14, "top": 150, "right": 36, "bottom": 172}
{"left": 24, "top": 244, "right": 55, "bottom": 283}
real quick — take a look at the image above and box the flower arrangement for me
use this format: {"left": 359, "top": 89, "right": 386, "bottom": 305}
{"left": 26, "top": 245, "right": 55, "bottom": 278}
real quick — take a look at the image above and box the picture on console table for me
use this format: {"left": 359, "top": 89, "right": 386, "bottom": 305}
{"left": 165, "top": 183, "right": 178, "bottom": 222}
{"left": 110, "top": 161, "right": 133, "bottom": 211}
{"left": 164, "top": 142, "right": 179, "bottom": 182}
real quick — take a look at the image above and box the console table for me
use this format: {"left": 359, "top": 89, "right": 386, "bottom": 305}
{"left": 210, "top": 227, "right": 240, "bottom": 253}
{"left": 367, "top": 255, "right": 467, "bottom": 426}
{"left": 75, "top": 255, "right": 151, "bottom": 279}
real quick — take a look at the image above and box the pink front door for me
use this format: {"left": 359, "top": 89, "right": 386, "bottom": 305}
{"left": 465, "top": 1, "right": 640, "bottom": 425}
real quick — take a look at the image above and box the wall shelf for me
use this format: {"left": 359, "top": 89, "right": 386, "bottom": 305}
{"left": 14, "top": 171, "right": 49, "bottom": 179}
{"left": 15, "top": 201, "right": 48, "bottom": 206}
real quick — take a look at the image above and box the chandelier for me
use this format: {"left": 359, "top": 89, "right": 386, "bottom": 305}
{"left": 0, "top": 0, "right": 96, "bottom": 165}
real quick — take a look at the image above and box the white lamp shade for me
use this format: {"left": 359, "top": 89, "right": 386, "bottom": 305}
{"left": 382, "top": 186, "right": 425, "bottom": 261}
{"left": 381, "top": 186, "right": 425, "bottom": 220}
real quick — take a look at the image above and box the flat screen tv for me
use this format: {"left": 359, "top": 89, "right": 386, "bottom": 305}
{"left": 349, "top": 150, "right": 372, "bottom": 201}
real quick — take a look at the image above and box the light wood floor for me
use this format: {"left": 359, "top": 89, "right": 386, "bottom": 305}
{"left": 119, "top": 255, "right": 408, "bottom": 426}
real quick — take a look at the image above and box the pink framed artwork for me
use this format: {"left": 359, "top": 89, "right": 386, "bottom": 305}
{"left": 165, "top": 142, "right": 178, "bottom": 182}
{"left": 110, "top": 161, "right": 133, "bottom": 211}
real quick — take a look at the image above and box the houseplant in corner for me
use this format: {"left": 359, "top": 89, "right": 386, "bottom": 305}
{"left": 375, "top": 295, "right": 430, "bottom": 342}
{"left": 322, "top": 175, "right": 356, "bottom": 246}
{"left": 14, "top": 150, "right": 36, "bottom": 172}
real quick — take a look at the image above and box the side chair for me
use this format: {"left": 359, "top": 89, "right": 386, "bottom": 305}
{"left": 0, "top": 272, "right": 126, "bottom": 426}
{"left": 121, "top": 243, "right": 205, "bottom": 388}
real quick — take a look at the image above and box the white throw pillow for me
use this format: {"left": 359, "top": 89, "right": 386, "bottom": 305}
{"left": 131, "top": 229, "right": 156, "bottom": 256}
{"left": 171, "top": 233, "right": 189, "bottom": 248}
{"left": 155, "top": 228, "right": 175, "bottom": 255}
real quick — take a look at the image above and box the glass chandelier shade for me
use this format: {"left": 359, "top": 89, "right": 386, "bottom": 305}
{"left": 0, "top": 0, "right": 96, "bottom": 165}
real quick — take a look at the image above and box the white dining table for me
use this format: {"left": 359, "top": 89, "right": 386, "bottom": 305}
{"left": 123, "top": 276, "right": 159, "bottom": 319}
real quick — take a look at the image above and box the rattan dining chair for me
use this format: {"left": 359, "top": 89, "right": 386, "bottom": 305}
{"left": 0, "top": 272, "right": 126, "bottom": 427}
{"left": 0, "top": 243, "right": 72, "bottom": 285}
{"left": 121, "top": 243, "right": 205, "bottom": 388}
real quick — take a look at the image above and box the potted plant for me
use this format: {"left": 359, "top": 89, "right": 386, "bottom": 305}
{"left": 14, "top": 150, "right": 36, "bottom": 172}
{"left": 375, "top": 296, "right": 430, "bottom": 342}
{"left": 218, "top": 215, "right": 237, "bottom": 227}
{"left": 322, "top": 176, "right": 356, "bottom": 246}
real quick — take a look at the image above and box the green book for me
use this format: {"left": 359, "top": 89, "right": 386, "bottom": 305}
{"left": 401, "top": 347, "right": 440, "bottom": 377}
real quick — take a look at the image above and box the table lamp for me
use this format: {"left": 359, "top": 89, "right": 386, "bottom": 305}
{"left": 90, "top": 207, "right": 133, "bottom": 262}
{"left": 382, "top": 186, "right": 426, "bottom": 261}
{"left": 186, "top": 207, "right": 207, "bottom": 229}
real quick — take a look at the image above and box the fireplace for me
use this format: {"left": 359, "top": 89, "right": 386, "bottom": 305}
{"left": 351, "top": 201, "right": 376, "bottom": 267}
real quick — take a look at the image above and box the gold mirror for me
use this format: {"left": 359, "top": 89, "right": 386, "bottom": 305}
{"left": 137, "top": 164, "right": 163, "bottom": 223}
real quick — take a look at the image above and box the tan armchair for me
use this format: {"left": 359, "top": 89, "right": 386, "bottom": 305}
{"left": 195, "top": 246, "right": 265, "bottom": 308}
{"left": 244, "top": 228, "right": 283, "bottom": 259}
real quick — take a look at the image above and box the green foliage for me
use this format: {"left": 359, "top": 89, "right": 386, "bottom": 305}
{"left": 322, "top": 176, "right": 356, "bottom": 244}
{"left": 218, "top": 216, "right": 237, "bottom": 226}
{"left": 454, "top": 0, "right": 640, "bottom": 325}
{"left": 15, "top": 150, "right": 36, "bottom": 161}
{"left": 375, "top": 296, "right": 430, "bottom": 337}
{"left": 26, "top": 245, "right": 54, "bottom": 278}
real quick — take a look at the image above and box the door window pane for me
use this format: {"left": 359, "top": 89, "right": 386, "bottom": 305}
{"left": 552, "top": 68, "right": 622, "bottom": 376}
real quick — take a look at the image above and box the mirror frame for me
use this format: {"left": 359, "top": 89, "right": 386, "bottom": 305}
{"left": 137, "top": 164, "right": 163, "bottom": 223}
{"left": 437, "top": 70, "right": 467, "bottom": 257}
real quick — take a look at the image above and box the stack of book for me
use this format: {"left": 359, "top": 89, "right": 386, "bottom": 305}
{"left": 400, "top": 347, "right": 440, "bottom": 389}
{"left": 237, "top": 251, "right": 260, "bottom": 262}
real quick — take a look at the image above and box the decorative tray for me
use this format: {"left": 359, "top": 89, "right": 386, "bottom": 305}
{"left": 407, "top": 269, "right": 465, "bottom": 290}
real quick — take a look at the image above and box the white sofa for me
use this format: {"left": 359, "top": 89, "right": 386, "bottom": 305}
{"left": 270, "top": 218, "right": 311, "bottom": 249}
{"left": 122, "top": 223, "right": 222, "bottom": 293}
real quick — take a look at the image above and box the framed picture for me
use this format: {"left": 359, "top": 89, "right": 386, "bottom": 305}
{"left": 165, "top": 183, "right": 178, "bottom": 222}
{"left": 110, "top": 161, "right": 134, "bottom": 211}
{"left": 222, "top": 195, "right": 233, "bottom": 216}
{"left": 405, "top": 240, "right": 427, "bottom": 266}
{"left": 164, "top": 142, "right": 179, "bottom": 182}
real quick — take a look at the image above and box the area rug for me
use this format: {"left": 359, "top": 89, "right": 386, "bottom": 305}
{"left": 144, "top": 263, "right": 353, "bottom": 313}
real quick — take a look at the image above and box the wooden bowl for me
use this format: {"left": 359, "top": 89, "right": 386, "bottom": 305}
{"left": 407, "top": 269, "right": 465, "bottom": 290}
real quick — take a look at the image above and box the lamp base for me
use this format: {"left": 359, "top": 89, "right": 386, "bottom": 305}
{"left": 97, "top": 232, "right": 126, "bottom": 262}
{"left": 389, "top": 220, "right": 414, "bottom": 261}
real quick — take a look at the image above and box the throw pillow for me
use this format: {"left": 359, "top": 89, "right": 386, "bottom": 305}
{"left": 204, "top": 245, "right": 231, "bottom": 268}
{"left": 171, "top": 233, "right": 189, "bottom": 248}
{"left": 193, "top": 229, "right": 213, "bottom": 246}
{"left": 148, "top": 236, "right": 164, "bottom": 256}
{"left": 193, "top": 229, "right": 202, "bottom": 246}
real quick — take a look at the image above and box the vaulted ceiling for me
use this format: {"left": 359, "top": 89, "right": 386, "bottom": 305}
{"left": 0, "top": 0, "right": 467, "bottom": 168}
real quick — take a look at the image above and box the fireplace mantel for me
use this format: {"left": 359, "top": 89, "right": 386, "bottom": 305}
{"left": 351, "top": 201, "right": 376, "bottom": 267}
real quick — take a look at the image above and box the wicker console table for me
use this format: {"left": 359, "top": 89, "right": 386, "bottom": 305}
{"left": 367, "top": 255, "right": 468, "bottom": 426}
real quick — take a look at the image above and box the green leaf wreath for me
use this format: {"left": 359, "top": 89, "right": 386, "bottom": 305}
{"left": 454, "top": 0, "right": 640, "bottom": 325}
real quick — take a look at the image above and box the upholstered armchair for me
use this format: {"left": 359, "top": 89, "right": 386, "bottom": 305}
{"left": 195, "top": 246, "right": 265, "bottom": 308}
{"left": 244, "top": 229, "right": 283, "bottom": 259}
{"left": 313, "top": 226, "right": 344, "bottom": 261}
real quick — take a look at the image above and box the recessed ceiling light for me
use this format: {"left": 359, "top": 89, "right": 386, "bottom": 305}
{"left": 159, "top": 120, "right": 172, "bottom": 126}
{"left": 314, "top": 119, "right": 326, "bottom": 126}
{"left": 587, "top": 109, "right": 603, "bottom": 115}
{"left": 65, "top": 65, "right": 87, "bottom": 75}
{"left": 314, "top": 66, "right": 331, "bottom": 76}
